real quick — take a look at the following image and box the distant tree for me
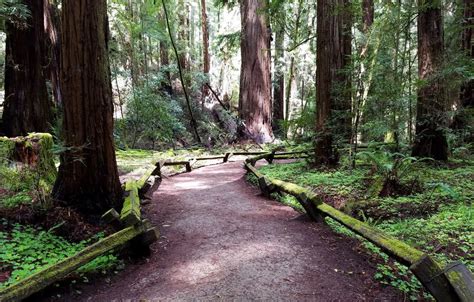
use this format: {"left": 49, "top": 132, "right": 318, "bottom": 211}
{"left": 2, "top": 0, "right": 55, "bottom": 137}
{"left": 239, "top": 0, "right": 273, "bottom": 143}
{"left": 314, "top": 0, "right": 347, "bottom": 166}
{"left": 201, "top": 0, "right": 210, "bottom": 104}
{"left": 53, "top": 0, "right": 122, "bottom": 215}
{"left": 452, "top": 0, "right": 473, "bottom": 142}
{"left": 272, "top": 15, "right": 285, "bottom": 135}
{"left": 412, "top": 0, "right": 448, "bottom": 160}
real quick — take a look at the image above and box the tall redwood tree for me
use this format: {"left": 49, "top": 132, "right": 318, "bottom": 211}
{"left": 273, "top": 18, "right": 285, "bottom": 135}
{"left": 53, "top": 0, "right": 122, "bottom": 215}
{"left": 239, "top": 0, "right": 274, "bottom": 143}
{"left": 2, "top": 0, "right": 54, "bottom": 137}
{"left": 314, "top": 0, "right": 347, "bottom": 166}
{"left": 412, "top": 0, "right": 448, "bottom": 160}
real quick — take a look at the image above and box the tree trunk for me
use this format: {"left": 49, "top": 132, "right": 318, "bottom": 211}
{"left": 362, "top": 0, "right": 374, "bottom": 33}
{"left": 452, "top": 0, "right": 473, "bottom": 142}
{"left": 53, "top": 0, "right": 122, "bottom": 215}
{"left": 2, "top": 0, "right": 54, "bottom": 137}
{"left": 201, "top": 0, "right": 210, "bottom": 104}
{"left": 272, "top": 20, "right": 285, "bottom": 135}
{"left": 412, "top": 0, "right": 448, "bottom": 160}
{"left": 239, "top": 0, "right": 274, "bottom": 143}
{"left": 160, "top": 40, "right": 173, "bottom": 95}
{"left": 314, "top": 0, "right": 346, "bottom": 167}
{"left": 334, "top": 0, "right": 352, "bottom": 144}
{"left": 44, "top": 1, "right": 61, "bottom": 106}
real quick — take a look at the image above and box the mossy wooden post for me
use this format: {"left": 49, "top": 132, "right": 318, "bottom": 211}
{"left": 258, "top": 176, "right": 275, "bottom": 197}
{"left": 409, "top": 255, "right": 457, "bottom": 302}
{"left": 120, "top": 181, "right": 141, "bottom": 226}
{"left": 0, "top": 224, "right": 147, "bottom": 302}
{"left": 101, "top": 208, "right": 122, "bottom": 230}
{"left": 296, "top": 191, "right": 324, "bottom": 222}
{"left": 444, "top": 262, "right": 474, "bottom": 302}
{"left": 155, "top": 160, "right": 168, "bottom": 178}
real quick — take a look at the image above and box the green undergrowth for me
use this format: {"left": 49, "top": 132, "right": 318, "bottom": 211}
{"left": 0, "top": 219, "right": 121, "bottom": 289}
{"left": 256, "top": 155, "right": 473, "bottom": 300}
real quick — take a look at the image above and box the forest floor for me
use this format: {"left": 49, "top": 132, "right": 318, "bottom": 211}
{"left": 61, "top": 160, "right": 401, "bottom": 301}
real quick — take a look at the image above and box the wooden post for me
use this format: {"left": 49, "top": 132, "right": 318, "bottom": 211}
{"left": 296, "top": 192, "right": 324, "bottom": 222}
{"left": 444, "top": 262, "right": 474, "bottom": 302}
{"left": 185, "top": 161, "right": 192, "bottom": 172}
{"left": 224, "top": 152, "right": 232, "bottom": 162}
{"left": 410, "top": 255, "right": 457, "bottom": 302}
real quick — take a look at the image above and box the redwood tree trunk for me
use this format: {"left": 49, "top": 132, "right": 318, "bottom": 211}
{"left": 272, "top": 20, "right": 285, "bottom": 135}
{"left": 53, "top": 0, "right": 122, "bottom": 215}
{"left": 334, "top": 0, "right": 352, "bottom": 144}
{"left": 362, "top": 0, "right": 374, "bottom": 33}
{"left": 2, "top": 0, "right": 54, "bottom": 137}
{"left": 453, "top": 0, "right": 473, "bottom": 142}
{"left": 314, "top": 0, "right": 346, "bottom": 166}
{"left": 412, "top": 0, "right": 448, "bottom": 160}
{"left": 201, "top": 0, "right": 210, "bottom": 103}
{"left": 239, "top": 0, "right": 274, "bottom": 143}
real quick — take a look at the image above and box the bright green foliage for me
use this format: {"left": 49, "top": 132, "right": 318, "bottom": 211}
{"left": 257, "top": 153, "right": 473, "bottom": 300}
{"left": 0, "top": 220, "right": 120, "bottom": 289}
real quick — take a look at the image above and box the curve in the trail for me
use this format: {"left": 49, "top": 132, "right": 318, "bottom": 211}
{"left": 77, "top": 161, "right": 400, "bottom": 301}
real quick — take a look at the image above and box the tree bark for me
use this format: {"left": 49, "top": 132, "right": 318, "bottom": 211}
{"left": 53, "top": 0, "right": 122, "bottom": 215}
{"left": 2, "top": 0, "right": 54, "bottom": 137}
{"left": 412, "top": 0, "right": 448, "bottom": 160}
{"left": 362, "top": 0, "right": 374, "bottom": 33}
{"left": 272, "top": 19, "right": 285, "bottom": 135}
{"left": 314, "top": 0, "right": 346, "bottom": 166}
{"left": 239, "top": 0, "right": 274, "bottom": 143}
{"left": 201, "top": 0, "right": 210, "bottom": 104}
{"left": 452, "top": 0, "right": 473, "bottom": 142}
{"left": 334, "top": 0, "right": 352, "bottom": 144}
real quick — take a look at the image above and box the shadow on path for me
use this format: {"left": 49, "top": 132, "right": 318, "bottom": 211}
{"left": 78, "top": 161, "right": 401, "bottom": 301}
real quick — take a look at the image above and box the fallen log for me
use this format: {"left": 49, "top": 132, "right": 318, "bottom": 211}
{"left": 0, "top": 224, "right": 148, "bottom": 302}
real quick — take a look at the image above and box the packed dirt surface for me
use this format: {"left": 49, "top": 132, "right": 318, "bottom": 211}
{"left": 74, "top": 161, "right": 401, "bottom": 301}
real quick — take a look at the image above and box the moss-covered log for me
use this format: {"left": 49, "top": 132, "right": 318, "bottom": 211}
{"left": 0, "top": 224, "right": 147, "bottom": 302}
{"left": 316, "top": 203, "right": 423, "bottom": 266}
{"left": 135, "top": 166, "right": 157, "bottom": 190}
{"left": 120, "top": 181, "right": 141, "bottom": 226}
{"left": 243, "top": 154, "right": 473, "bottom": 300}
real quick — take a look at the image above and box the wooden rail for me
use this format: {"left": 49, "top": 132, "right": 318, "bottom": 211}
{"left": 153, "top": 150, "right": 311, "bottom": 177}
{"left": 244, "top": 154, "right": 474, "bottom": 302}
{"left": 0, "top": 166, "right": 160, "bottom": 302}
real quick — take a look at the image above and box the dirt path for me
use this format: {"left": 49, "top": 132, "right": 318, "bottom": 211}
{"left": 78, "top": 161, "right": 400, "bottom": 301}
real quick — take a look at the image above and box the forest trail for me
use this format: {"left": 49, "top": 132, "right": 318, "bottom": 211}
{"left": 79, "top": 161, "right": 400, "bottom": 301}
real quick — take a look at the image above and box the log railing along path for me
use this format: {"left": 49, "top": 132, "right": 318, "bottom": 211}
{"left": 1, "top": 149, "right": 472, "bottom": 301}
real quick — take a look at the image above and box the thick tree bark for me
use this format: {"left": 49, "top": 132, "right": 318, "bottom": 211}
{"left": 362, "top": 0, "right": 374, "bottom": 33}
{"left": 201, "top": 0, "right": 210, "bottom": 102}
{"left": 2, "top": 0, "right": 54, "bottom": 137}
{"left": 314, "top": 0, "right": 347, "bottom": 166}
{"left": 272, "top": 20, "right": 285, "bottom": 135}
{"left": 53, "top": 0, "right": 122, "bottom": 215}
{"left": 452, "top": 0, "right": 473, "bottom": 142}
{"left": 160, "top": 40, "right": 173, "bottom": 95}
{"left": 334, "top": 0, "right": 352, "bottom": 144}
{"left": 239, "top": 0, "right": 274, "bottom": 143}
{"left": 412, "top": 0, "right": 448, "bottom": 160}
